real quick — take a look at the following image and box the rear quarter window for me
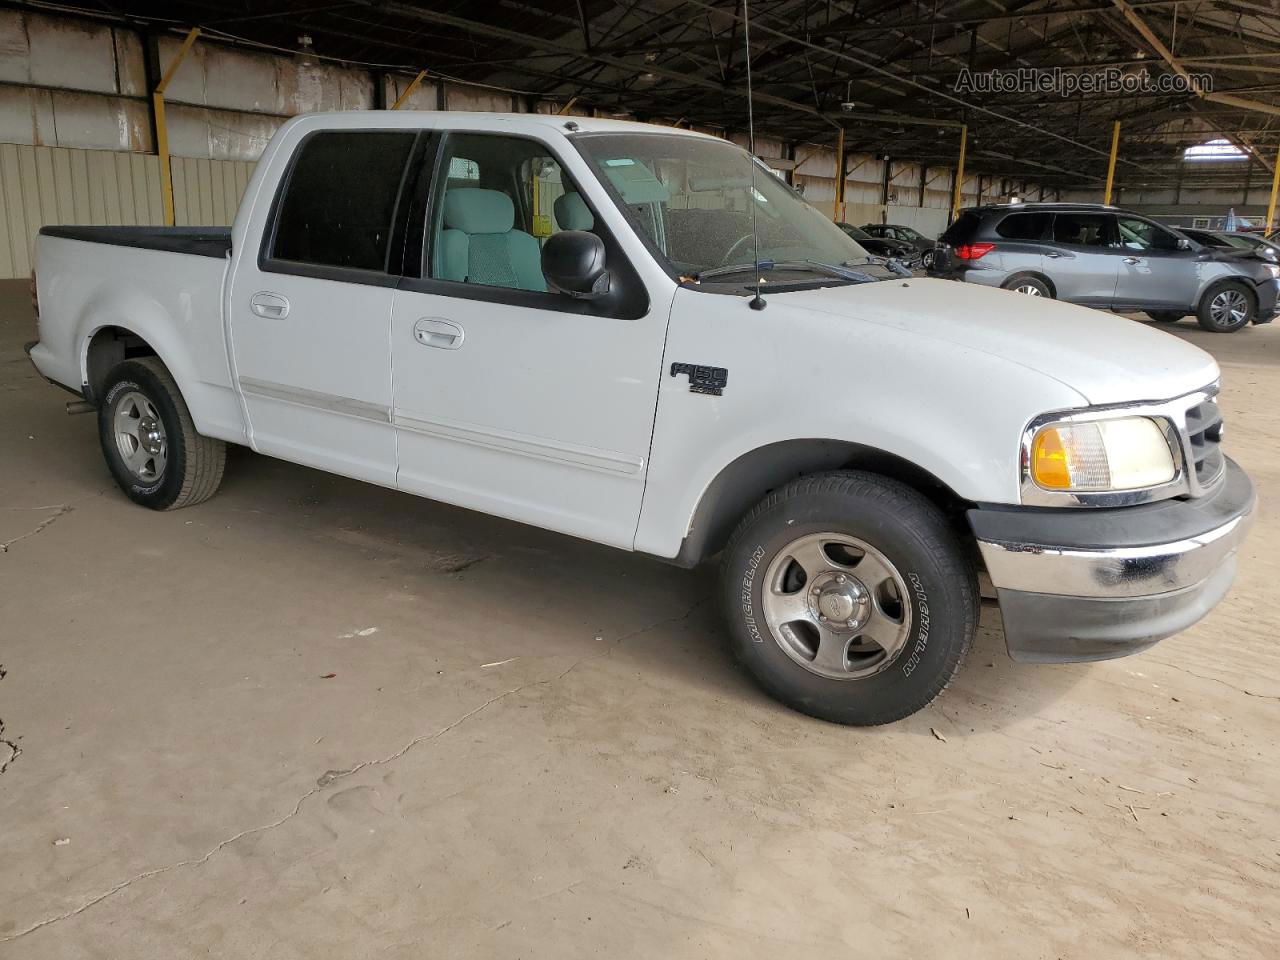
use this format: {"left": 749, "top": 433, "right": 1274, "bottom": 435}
{"left": 995, "top": 212, "right": 1050, "bottom": 240}
{"left": 940, "top": 211, "right": 980, "bottom": 244}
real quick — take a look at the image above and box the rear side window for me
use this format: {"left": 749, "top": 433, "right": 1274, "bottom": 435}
{"left": 1051, "top": 213, "right": 1110, "bottom": 247}
{"left": 271, "top": 131, "right": 417, "bottom": 272}
{"left": 941, "top": 211, "right": 980, "bottom": 244}
{"left": 996, "top": 212, "right": 1049, "bottom": 240}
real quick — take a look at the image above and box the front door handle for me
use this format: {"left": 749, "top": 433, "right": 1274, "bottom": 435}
{"left": 1045, "top": 252, "right": 1062, "bottom": 258}
{"left": 1122, "top": 257, "right": 1142, "bottom": 265}
{"left": 413, "top": 317, "right": 464, "bottom": 350}
{"left": 250, "top": 292, "right": 290, "bottom": 319}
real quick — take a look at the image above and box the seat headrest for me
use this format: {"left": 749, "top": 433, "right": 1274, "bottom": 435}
{"left": 554, "top": 192, "right": 594, "bottom": 231}
{"left": 443, "top": 188, "right": 515, "bottom": 234}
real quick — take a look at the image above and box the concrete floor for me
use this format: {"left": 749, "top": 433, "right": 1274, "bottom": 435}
{"left": 1, "top": 278, "right": 1277, "bottom": 958}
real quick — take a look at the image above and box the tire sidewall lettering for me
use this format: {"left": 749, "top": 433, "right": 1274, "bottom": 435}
{"left": 741, "top": 544, "right": 767, "bottom": 643}
{"left": 901, "top": 571, "right": 931, "bottom": 678}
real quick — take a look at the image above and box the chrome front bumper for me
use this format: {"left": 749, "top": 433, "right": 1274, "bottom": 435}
{"left": 969, "top": 458, "right": 1256, "bottom": 662}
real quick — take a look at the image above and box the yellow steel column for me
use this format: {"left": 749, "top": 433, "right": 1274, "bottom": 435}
{"left": 1103, "top": 120, "right": 1121, "bottom": 205}
{"left": 833, "top": 125, "right": 845, "bottom": 222}
{"left": 155, "top": 27, "right": 201, "bottom": 227}
{"left": 1267, "top": 141, "right": 1280, "bottom": 234}
{"left": 950, "top": 123, "right": 967, "bottom": 221}
{"left": 557, "top": 96, "right": 579, "bottom": 115}
{"left": 391, "top": 70, "right": 427, "bottom": 109}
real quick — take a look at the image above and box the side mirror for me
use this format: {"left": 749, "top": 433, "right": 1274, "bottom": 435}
{"left": 1176, "top": 237, "right": 1192, "bottom": 250}
{"left": 542, "top": 230, "right": 610, "bottom": 300}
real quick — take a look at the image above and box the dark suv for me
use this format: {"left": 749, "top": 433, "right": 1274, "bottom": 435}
{"left": 931, "top": 202, "right": 1279, "bottom": 332}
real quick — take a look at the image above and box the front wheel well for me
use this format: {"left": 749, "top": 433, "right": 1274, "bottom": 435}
{"left": 85, "top": 326, "right": 158, "bottom": 405}
{"left": 673, "top": 439, "right": 975, "bottom": 567}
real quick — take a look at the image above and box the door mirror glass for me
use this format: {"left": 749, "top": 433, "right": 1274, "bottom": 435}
{"left": 542, "top": 230, "right": 610, "bottom": 299}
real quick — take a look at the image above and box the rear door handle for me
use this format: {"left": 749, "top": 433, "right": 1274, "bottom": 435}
{"left": 250, "top": 292, "right": 290, "bottom": 319}
{"left": 1123, "top": 257, "right": 1142, "bottom": 265}
{"left": 413, "top": 317, "right": 464, "bottom": 350}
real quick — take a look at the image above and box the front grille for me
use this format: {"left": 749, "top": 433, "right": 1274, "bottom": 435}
{"left": 1184, "top": 397, "right": 1225, "bottom": 488}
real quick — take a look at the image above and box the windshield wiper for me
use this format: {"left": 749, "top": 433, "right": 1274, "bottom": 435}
{"left": 773, "top": 259, "right": 877, "bottom": 282}
{"left": 691, "top": 258, "right": 878, "bottom": 283}
{"left": 690, "top": 260, "right": 773, "bottom": 281}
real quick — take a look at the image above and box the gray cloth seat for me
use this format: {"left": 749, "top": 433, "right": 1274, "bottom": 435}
{"left": 553, "top": 192, "right": 594, "bottom": 231}
{"left": 436, "top": 187, "right": 544, "bottom": 291}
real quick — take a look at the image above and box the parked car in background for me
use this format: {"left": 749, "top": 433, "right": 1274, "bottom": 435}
{"left": 835, "top": 222, "right": 917, "bottom": 264}
{"left": 931, "top": 203, "right": 1280, "bottom": 332}
{"left": 862, "top": 223, "right": 936, "bottom": 268}
{"left": 1211, "top": 230, "right": 1279, "bottom": 262}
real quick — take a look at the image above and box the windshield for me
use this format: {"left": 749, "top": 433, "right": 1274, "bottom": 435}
{"left": 573, "top": 133, "right": 871, "bottom": 277}
{"left": 893, "top": 225, "right": 926, "bottom": 243}
{"left": 839, "top": 223, "right": 872, "bottom": 241}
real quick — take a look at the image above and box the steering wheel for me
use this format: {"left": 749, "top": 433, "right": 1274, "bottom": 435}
{"left": 722, "top": 234, "right": 758, "bottom": 266}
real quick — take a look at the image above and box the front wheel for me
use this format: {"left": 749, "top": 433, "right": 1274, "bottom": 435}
{"left": 98, "top": 357, "right": 226, "bottom": 510}
{"left": 1197, "top": 281, "right": 1255, "bottom": 332}
{"left": 720, "top": 472, "right": 978, "bottom": 726}
{"left": 920, "top": 250, "right": 935, "bottom": 270}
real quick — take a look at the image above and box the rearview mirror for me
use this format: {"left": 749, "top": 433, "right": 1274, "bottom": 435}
{"left": 542, "top": 230, "right": 610, "bottom": 300}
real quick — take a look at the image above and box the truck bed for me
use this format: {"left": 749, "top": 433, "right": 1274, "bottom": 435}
{"left": 38, "top": 225, "right": 232, "bottom": 259}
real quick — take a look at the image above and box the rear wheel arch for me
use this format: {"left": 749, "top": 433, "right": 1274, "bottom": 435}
{"left": 673, "top": 439, "right": 974, "bottom": 567}
{"left": 84, "top": 325, "right": 160, "bottom": 405}
{"left": 1002, "top": 272, "right": 1055, "bottom": 298}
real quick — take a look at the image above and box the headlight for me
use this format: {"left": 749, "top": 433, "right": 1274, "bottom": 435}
{"left": 1030, "top": 417, "right": 1176, "bottom": 491}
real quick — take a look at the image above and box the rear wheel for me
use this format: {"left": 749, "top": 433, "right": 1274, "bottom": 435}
{"left": 1004, "top": 274, "right": 1051, "bottom": 298}
{"left": 1148, "top": 311, "right": 1184, "bottom": 323}
{"left": 720, "top": 471, "right": 977, "bottom": 726}
{"left": 1197, "top": 281, "right": 1255, "bottom": 332}
{"left": 98, "top": 357, "right": 226, "bottom": 510}
{"left": 921, "top": 250, "right": 935, "bottom": 270}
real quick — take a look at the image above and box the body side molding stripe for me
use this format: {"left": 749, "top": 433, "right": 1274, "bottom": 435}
{"left": 238, "top": 377, "right": 390, "bottom": 423}
{"left": 393, "top": 411, "right": 645, "bottom": 476}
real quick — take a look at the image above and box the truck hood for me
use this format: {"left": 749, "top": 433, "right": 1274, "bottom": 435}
{"left": 781, "top": 277, "right": 1219, "bottom": 405}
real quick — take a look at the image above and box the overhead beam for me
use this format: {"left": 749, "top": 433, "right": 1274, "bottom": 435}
{"left": 1110, "top": 0, "right": 1279, "bottom": 171}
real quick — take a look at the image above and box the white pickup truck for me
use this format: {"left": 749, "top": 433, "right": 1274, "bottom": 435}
{"left": 28, "top": 111, "right": 1255, "bottom": 725}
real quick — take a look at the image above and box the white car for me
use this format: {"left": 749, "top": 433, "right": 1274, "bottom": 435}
{"left": 27, "top": 111, "right": 1255, "bottom": 725}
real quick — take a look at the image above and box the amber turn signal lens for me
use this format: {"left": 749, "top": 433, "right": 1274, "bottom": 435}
{"left": 1032, "top": 427, "right": 1072, "bottom": 489}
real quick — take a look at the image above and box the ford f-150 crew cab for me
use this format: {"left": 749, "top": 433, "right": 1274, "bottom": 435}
{"left": 27, "top": 111, "right": 1256, "bottom": 725}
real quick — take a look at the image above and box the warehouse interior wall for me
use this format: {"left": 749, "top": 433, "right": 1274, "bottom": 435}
{"left": 0, "top": 7, "right": 1032, "bottom": 279}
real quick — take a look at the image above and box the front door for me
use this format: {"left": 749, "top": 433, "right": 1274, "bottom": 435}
{"left": 1041, "top": 211, "right": 1120, "bottom": 305}
{"left": 389, "top": 130, "right": 667, "bottom": 548}
{"left": 227, "top": 128, "right": 420, "bottom": 487}
{"left": 1111, "top": 215, "right": 1201, "bottom": 311}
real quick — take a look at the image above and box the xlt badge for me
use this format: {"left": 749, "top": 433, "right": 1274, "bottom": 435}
{"left": 670, "top": 362, "right": 728, "bottom": 396}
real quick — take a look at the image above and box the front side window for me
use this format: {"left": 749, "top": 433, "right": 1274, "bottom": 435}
{"left": 1115, "top": 217, "right": 1181, "bottom": 252}
{"left": 428, "top": 133, "right": 592, "bottom": 292}
{"left": 1052, "top": 213, "right": 1110, "bottom": 247}
{"left": 271, "top": 130, "right": 416, "bottom": 271}
{"left": 572, "top": 133, "right": 870, "bottom": 279}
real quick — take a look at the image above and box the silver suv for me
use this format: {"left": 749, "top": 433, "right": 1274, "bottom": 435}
{"left": 931, "top": 202, "right": 1280, "bottom": 332}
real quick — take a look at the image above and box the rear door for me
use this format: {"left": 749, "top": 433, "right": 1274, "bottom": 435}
{"left": 1041, "top": 212, "right": 1120, "bottom": 304}
{"left": 1112, "top": 216, "right": 1200, "bottom": 311}
{"left": 227, "top": 129, "right": 420, "bottom": 486}
{"left": 991, "top": 210, "right": 1048, "bottom": 279}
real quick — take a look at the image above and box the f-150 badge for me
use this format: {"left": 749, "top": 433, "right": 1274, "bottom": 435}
{"left": 670, "top": 362, "right": 728, "bottom": 396}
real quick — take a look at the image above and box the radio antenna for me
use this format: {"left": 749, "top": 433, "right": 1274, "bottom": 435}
{"left": 743, "top": 0, "right": 766, "bottom": 310}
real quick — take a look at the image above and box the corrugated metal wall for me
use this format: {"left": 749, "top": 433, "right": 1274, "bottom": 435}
{"left": 0, "top": 143, "right": 252, "bottom": 278}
